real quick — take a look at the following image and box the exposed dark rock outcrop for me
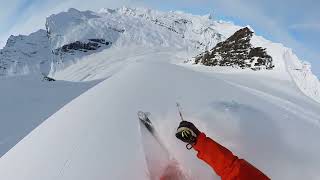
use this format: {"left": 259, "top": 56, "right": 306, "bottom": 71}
{"left": 88, "top": 39, "right": 110, "bottom": 45}
{"left": 43, "top": 76, "right": 56, "bottom": 81}
{"left": 54, "top": 39, "right": 112, "bottom": 54}
{"left": 194, "top": 27, "right": 274, "bottom": 70}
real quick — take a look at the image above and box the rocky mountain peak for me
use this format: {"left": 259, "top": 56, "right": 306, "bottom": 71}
{"left": 226, "top": 27, "right": 253, "bottom": 43}
{"left": 193, "top": 27, "right": 274, "bottom": 70}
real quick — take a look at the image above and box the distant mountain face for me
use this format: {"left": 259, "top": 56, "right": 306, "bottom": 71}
{"left": 0, "top": 7, "right": 318, "bottom": 102}
{"left": 0, "top": 30, "right": 51, "bottom": 76}
{"left": 45, "top": 8, "right": 238, "bottom": 60}
{"left": 52, "top": 38, "right": 112, "bottom": 67}
{"left": 0, "top": 7, "right": 241, "bottom": 77}
{"left": 193, "top": 27, "right": 274, "bottom": 70}
{"left": 111, "top": 7, "right": 231, "bottom": 50}
{"left": 43, "top": 7, "right": 243, "bottom": 76}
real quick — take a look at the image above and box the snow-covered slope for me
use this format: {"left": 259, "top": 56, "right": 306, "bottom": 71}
{"left": 0, "top": 56, "right": 319, "bottom": 179}
{"left": 0, "top": 75, "right": 98, "bottom": 157}
{"left": 0, "top": 7, "right": 320, "bottom": 180}
{"left": 47, "top": 7, "right": 239, "bottom": 51}
{"left": 251, "top": 35, "right": 320, "bottom": 102}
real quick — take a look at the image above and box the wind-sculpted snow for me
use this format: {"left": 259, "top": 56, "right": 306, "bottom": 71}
{"left": 284, "top": 49, "right": 320, "bottom": 103}
{"left": 250, "top": 35, "right": 320, "bottom": 103}
{"left": 50, "top": 38, "right": 113, "bottom": 74}
{"left": 46, "top": 8, "right": 106, "bottom": 49}
{"left": 111, "top": 7, "right": 240, "bottom": 50}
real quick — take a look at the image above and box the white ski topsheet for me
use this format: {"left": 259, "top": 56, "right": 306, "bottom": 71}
{"left": 0, "top": 55, "right": 320, "bottom": 179}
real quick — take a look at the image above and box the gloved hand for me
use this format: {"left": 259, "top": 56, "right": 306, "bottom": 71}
{"left": 175, "top": 121, "right": 200, "bottom": 145}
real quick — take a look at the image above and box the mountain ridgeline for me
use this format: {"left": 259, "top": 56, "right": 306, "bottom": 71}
{"left": 193, "top": 27, "right": 274, "bottom": 70}
{"left": 0, "top": 7, "right": 318, "bottom": 102}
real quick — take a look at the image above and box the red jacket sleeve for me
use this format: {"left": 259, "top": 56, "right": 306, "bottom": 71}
{"left": 193, "top": 133, "right": 270, "bottom": 180}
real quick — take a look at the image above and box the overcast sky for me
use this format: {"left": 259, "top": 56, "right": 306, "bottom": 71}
{"left": 0, "top": 0, "right": 319, "bottom": 77}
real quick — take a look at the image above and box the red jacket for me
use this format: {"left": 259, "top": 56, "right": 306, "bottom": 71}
{"left": 194, "top": 133, "right": 270, "bottom": 180}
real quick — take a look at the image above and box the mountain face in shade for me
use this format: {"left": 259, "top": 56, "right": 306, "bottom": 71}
{"left": 194, "top": 27, "right": 274, "bottom": 70}
{"left": 0, "top": 30, "right": 51, "bottom": 76}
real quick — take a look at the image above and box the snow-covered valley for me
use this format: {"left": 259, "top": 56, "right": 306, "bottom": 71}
{"left": 0, "top": 75, "right": 99, "bottom": 157}
{"left": 0, "top": 7, "right": 320, "bottom": 180}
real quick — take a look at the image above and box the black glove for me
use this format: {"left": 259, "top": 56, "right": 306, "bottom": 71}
{"left": 175, "top": 121, "right": 200, "bottom": 145}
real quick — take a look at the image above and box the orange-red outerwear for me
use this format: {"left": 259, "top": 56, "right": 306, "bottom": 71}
{"left": 193, "top": 133, "right": 270, "bottom": 180}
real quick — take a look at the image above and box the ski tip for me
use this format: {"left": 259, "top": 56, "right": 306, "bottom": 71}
{"left": 145, "top": 112, "right": 151, "bottom": 117}
{"left": 137, "top": 111, "right": 150, "bottom": 120}
{"left": 138, "top": 111, "right": 153, "bottom": 133}
{"left": 137, "top": 111, "right": 145, "bottom": 119}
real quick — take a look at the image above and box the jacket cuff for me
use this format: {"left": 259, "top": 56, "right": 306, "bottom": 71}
{"left": 193, "top": 132, "right": 206, "bottom": 152}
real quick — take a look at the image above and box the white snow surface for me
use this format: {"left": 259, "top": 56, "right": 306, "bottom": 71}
{"left": 0, "top": 49, "right": 320, "bottom": 180}
{"left": 0, "top": 7, "right": 320, "bottom": 180}
{"left": 0, "top": 75, "right": 98, "bottom": 157}
{"left": 251, "top": 35, "right": 320, "bottom": 103}
{"left": 47, "top": 7, "right": 239, "bottom": 50}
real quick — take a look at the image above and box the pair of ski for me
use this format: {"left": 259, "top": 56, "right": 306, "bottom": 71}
{"left": 138, "top": 111, "right": 189, "bottom": 180}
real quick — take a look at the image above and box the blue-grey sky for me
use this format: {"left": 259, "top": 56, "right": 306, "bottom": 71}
{"left": 0, "top": 0, "right": 319, "bottom": 77}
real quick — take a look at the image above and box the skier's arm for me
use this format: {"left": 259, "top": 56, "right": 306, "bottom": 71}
{"left": 193, "top": 132, "right": 270, "bottom": 180}
{"left": 175, "top": 121, "right": 270, "bottom": 180}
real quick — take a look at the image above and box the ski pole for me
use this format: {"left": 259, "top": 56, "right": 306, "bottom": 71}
{"left": 176, "top": 102, "right": 185, "bottom": 122}
{"left": 176, "top": 103, "right": 194, "bottom": 150}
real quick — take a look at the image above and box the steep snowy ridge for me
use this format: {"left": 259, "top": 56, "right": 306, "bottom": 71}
{"left": 0, "top": 7, "right": 319, "bottom": 99}
{"left": 111, "top": 7, "right": 238, "bottom": 50}
{"left": 249, "top": 35, "right": 320, "bottom": 102}
{"left": 284, "top": 49, "right": 320, "bottom": 103}
{"left": 46, "top": 8, "right": 121, "bottom": 49}
{"left": 45, "top": 7, "right": 245, "bottom": 75}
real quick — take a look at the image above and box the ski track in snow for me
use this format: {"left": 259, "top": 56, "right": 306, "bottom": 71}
{"left": 220, "top": 79, "right": 320, "bottom": 126}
